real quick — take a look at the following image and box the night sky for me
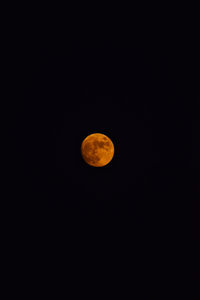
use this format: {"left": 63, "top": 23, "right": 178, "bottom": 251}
{"left": 15, "top": 31, "right": 199, "bottom": 294}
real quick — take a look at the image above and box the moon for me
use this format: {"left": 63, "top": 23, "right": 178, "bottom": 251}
{"left": 81, "top": 133, "right": 115, "bottom": 167}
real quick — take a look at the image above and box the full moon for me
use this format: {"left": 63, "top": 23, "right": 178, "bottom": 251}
{"left": 81, "top": 133, "right": 115, "bottom": 167}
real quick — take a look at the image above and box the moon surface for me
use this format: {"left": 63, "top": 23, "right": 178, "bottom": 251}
{"left": 81, "top": 133, "right": 115, "bottom": 167}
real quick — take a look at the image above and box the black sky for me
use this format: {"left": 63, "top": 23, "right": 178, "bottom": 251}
{"left": 15, "top": 29, "right": 199, "bottom": 294}
{"left": 22, "top": 40, "right": 190, "bottom": 211}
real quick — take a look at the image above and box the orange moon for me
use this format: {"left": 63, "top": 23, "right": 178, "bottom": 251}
{"left": 81, "top": 133, "right": 115, "bottom": 167}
